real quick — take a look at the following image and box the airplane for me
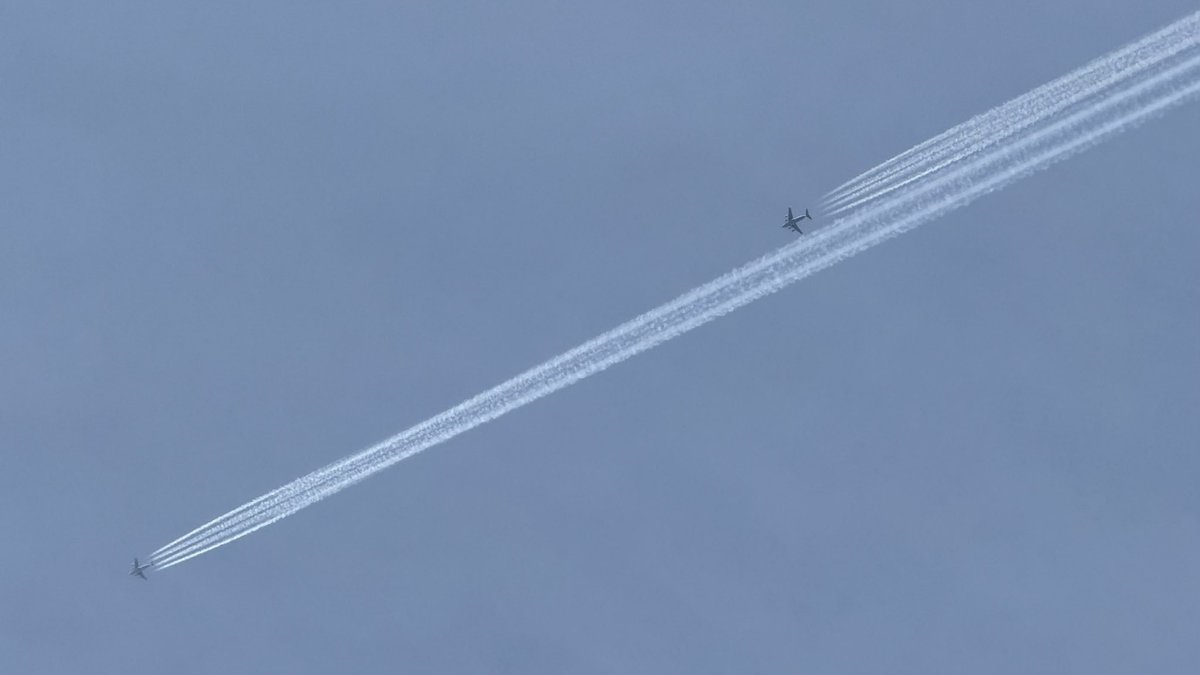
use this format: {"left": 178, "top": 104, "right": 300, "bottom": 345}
{"left": 782, "top": 207, "right": 812, "bottom": 234}
{"left": 129, "top": 558, "right": 150, "bottom": 580}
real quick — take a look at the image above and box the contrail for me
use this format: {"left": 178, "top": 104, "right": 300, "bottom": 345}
{"left": 822, "top": 12, "right": 1199, "bottom": 206}
{"left": 822, "top": 12, "right": 1200, "bottom": 212}
{"left": 825, "top": 45, "right": 1200, "bottom": 216}
{"left": 147, "top": 12, "right": 1200, "bottom": 570}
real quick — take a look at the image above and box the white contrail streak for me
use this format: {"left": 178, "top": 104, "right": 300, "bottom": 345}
{"left": 822, "top": 13, "right": 1199, "bottom": 205}
{"left": 822, "top": 12, "right": 1200, "bottom": 211}
{"left": 823, "top": 46, "right": 1197, "bottom": 215}
{"left": 826, "top": 47, "right": 1200, "bottom": 216}
{"left": 147, "top": 12, "right": 1200, "bottom": 570}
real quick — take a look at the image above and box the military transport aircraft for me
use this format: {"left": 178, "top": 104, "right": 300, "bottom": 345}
{"left": 130, "top": 558, "right": 150, "bottom": 580}
{"left": 782, "top": 207, "right": 812, "bottom": 234}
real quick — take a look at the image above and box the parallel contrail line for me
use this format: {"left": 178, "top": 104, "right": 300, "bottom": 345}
{"left": 823, "top": 12, "right": 1199, "bottom": 210}
{"left": 825, "top": 47, "right": 1200, "bottom": 216}
{"left": 146, "top": 12, "right": 1200, "bottom": 571}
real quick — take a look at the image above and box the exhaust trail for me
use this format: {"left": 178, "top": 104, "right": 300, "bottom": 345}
{"left": 822, "top": 13, "right": 1198, "bottom": 206}
{"left": 827, "top": 46, "right": 1200, "bottom": 216}
{"left": 146, "top": 11, "right": 1200, "bottom": 571}
{"left": 823, "top": 12, "right": 1200, "bottom": 211}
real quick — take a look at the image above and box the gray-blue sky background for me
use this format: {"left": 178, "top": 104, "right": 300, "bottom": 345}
{"left": 3, "top": 2, "right": 1198, "bottom": 672}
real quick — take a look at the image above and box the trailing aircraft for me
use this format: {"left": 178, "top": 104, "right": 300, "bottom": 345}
{"left": 129, "top": 558, "right": 150, "bottom": 580}
{"left": 782, "top": 207, "right": 812, "bottom": 234}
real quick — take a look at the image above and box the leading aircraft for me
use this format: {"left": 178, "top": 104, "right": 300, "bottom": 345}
{"left": 782, "top": 207, "right": 812, "bottom": 234}
{"left": 129, "top": 558, "right": 150, "bottom": 580}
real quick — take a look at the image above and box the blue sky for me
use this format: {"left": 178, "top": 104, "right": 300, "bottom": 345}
{"left": 3, "top": 2, "right": 1198, "bottom": 672}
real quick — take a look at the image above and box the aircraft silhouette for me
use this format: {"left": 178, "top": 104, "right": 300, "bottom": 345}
{"left": 129, "top": 558, "right": 150, "bottom": 580}
{"left": 782, "top": 207, "right": 812, "bottom": 234}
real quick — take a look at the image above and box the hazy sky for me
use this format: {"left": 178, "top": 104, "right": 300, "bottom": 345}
{"left": 3, "top": 2, "right": 1198, "bottom": 673}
